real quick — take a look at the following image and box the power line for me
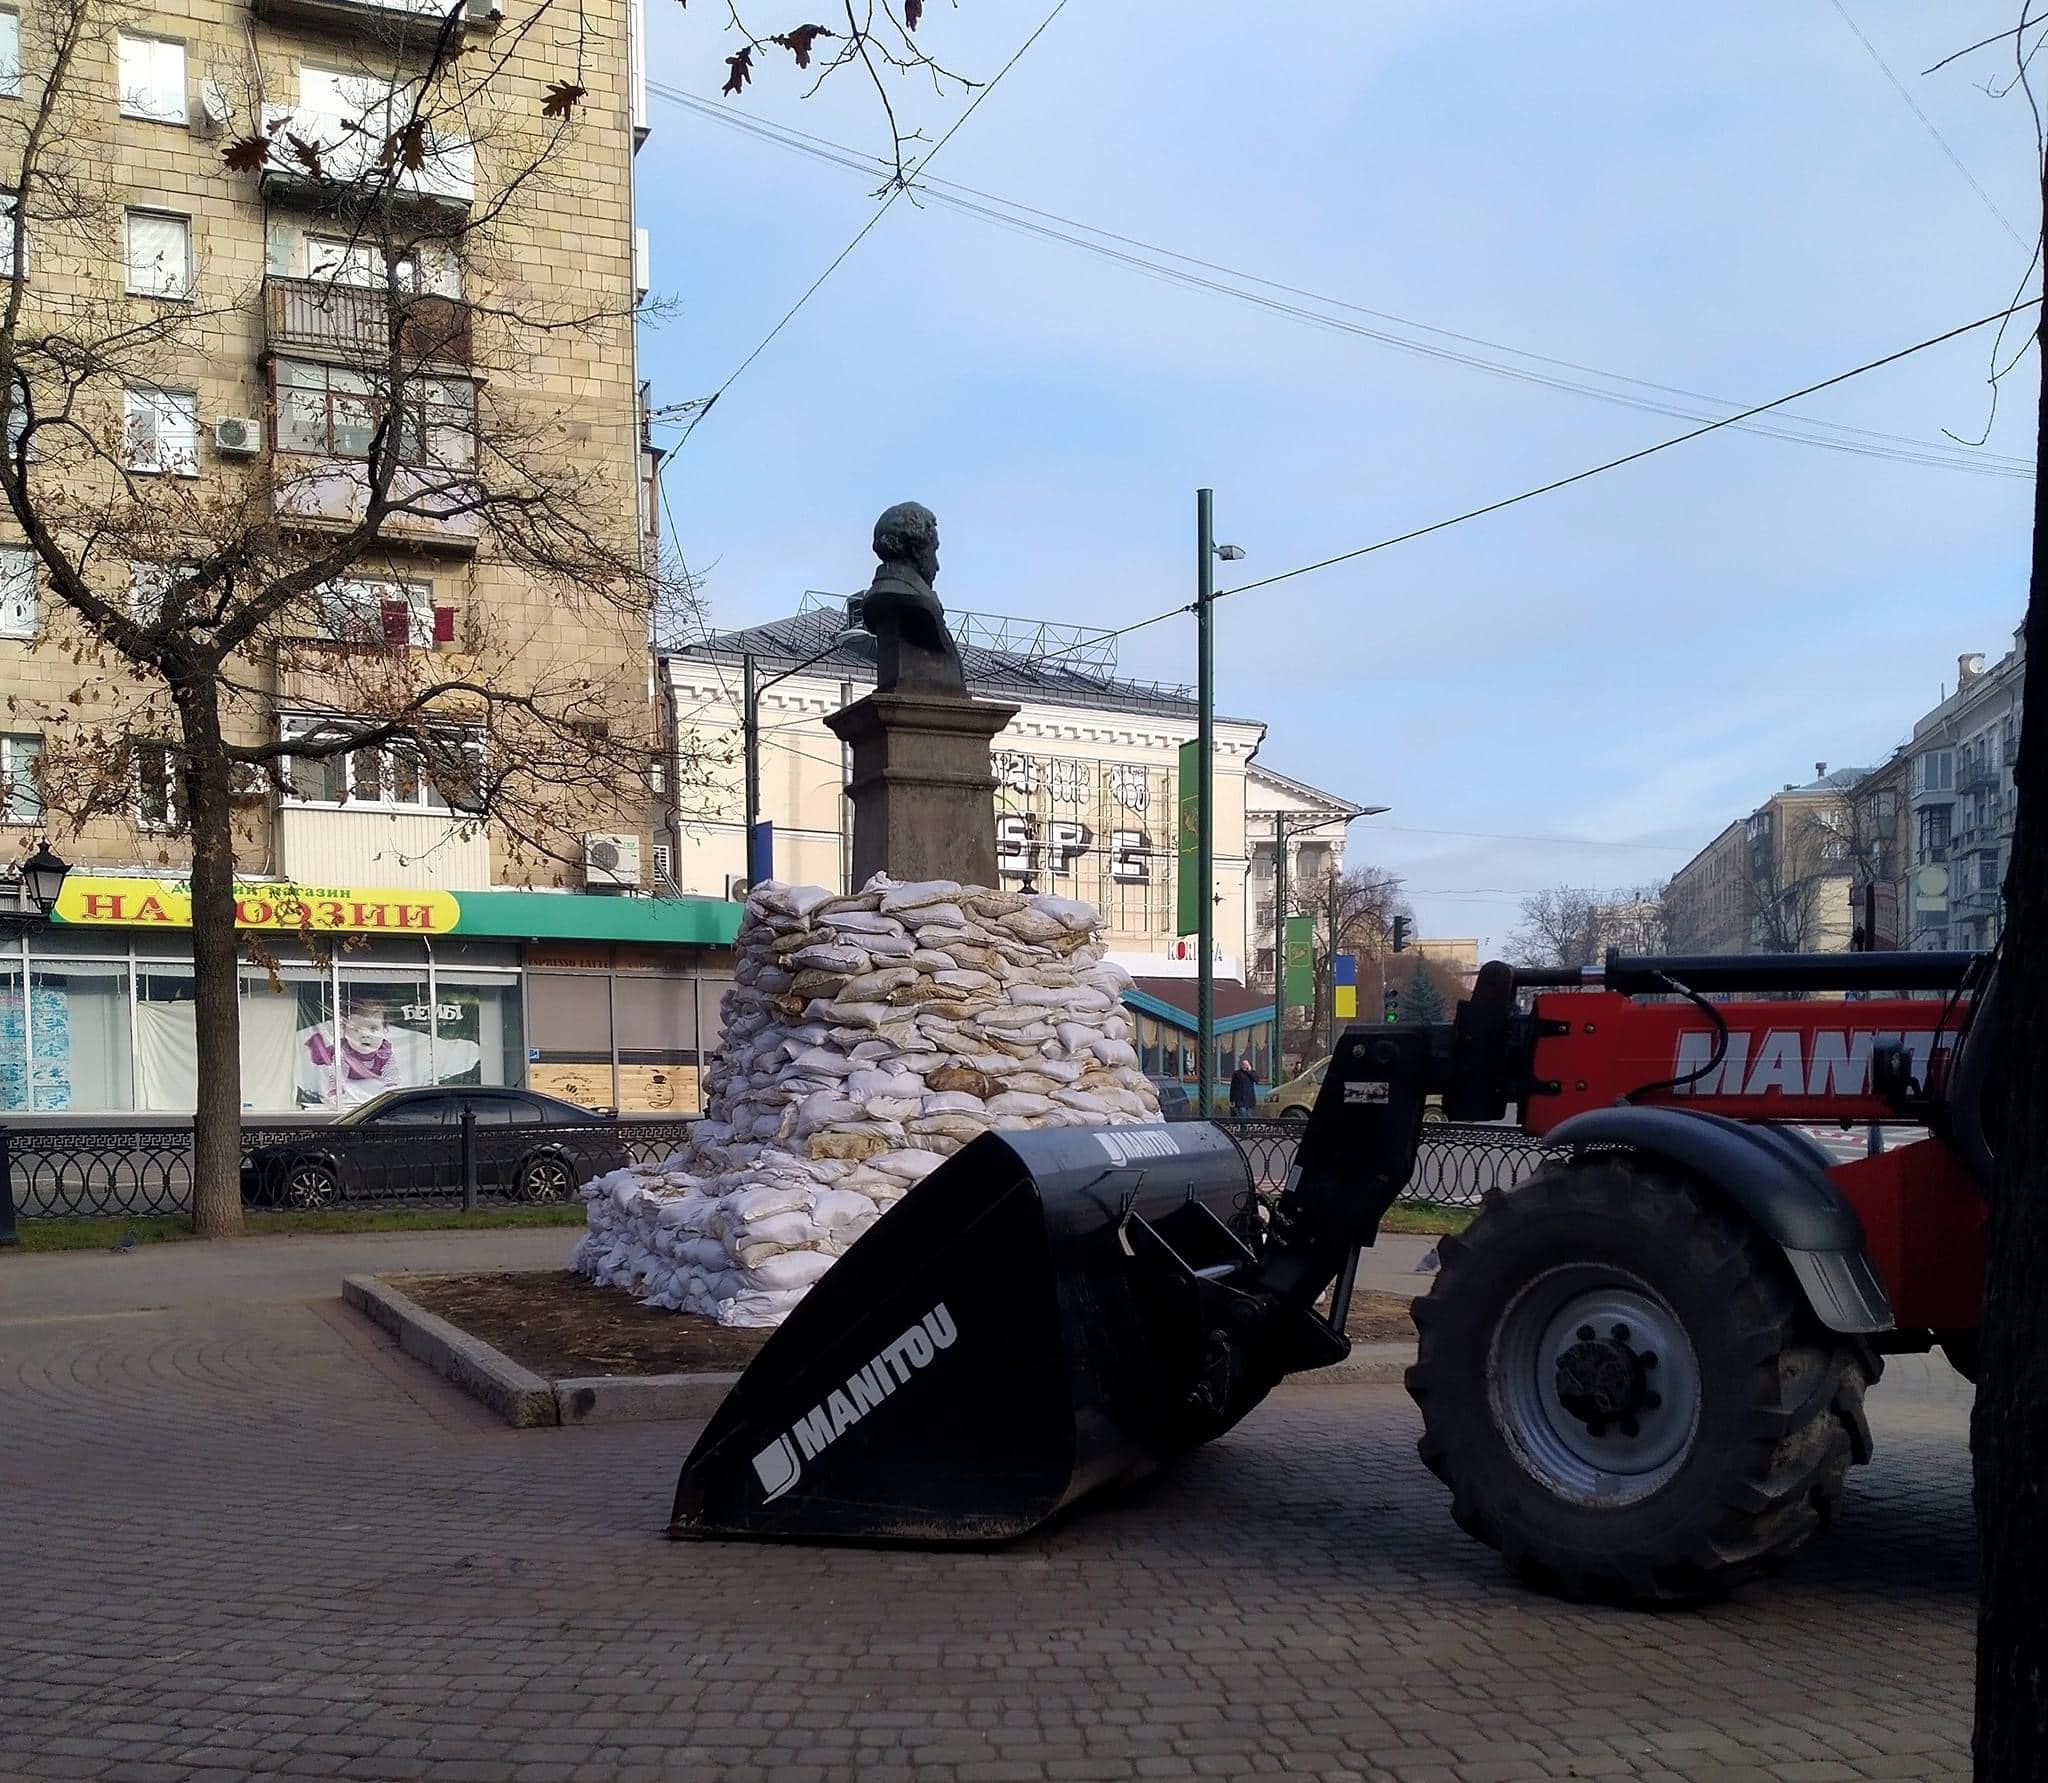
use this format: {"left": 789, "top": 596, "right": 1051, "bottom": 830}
{"left": 1827, "top": 0, "right": 2027, "bottom": 246}
{"left": 670, "top": 0, "right": 1071, "bottom": 456}
{"left": 648, "top": 81, "right": 2035, "bottom": 481}
{"left": 1013, "top": 296, "right": 2042, "bottom": 678}
{"left": 1213, "top": 297, "right": 2043, "bottom": 604}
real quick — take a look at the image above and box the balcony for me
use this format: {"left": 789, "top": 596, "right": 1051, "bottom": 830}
{"left": 253, "top": 0, "right": 501, "bottom": 38}
{"left": 1958, "top": 758, "right": 2002, "bottom": 796}
{"left": 274, "top": 458, "right": 482, "bottom": 553}
{"left": 266, "top": 277, "right": 472, "bottom": 367}
{"left": 258, "top": 106, "right": 475, "bottom": 210}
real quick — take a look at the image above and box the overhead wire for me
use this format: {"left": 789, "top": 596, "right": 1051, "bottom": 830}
{"left": 668, "top": 0, "right": 1072, "bottom": 457}
{"left": 647, "top": 81, "right": 2035, "bottom": 480}
{"left": 1827, "top": 0, "right": 2028, "bottom": 246}
{"left": 1001, "top": 295, "right": 2044, "bottom": 683}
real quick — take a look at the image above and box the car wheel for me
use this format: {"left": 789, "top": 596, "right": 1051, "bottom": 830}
{"left": 1422, "top": 1105, "right": 1449, "bottom": 1125}
{"left": 283, "top": 1162, "right": 339, "bottom": 1211}
{"left": 1280, "top": 1105, "right": 1312, "bottom": 1120}
{"left": 519, "top": 1153, "right": 576, "bottom": 1204}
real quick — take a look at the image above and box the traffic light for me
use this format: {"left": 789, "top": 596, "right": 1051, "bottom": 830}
{"left": 1383, "top": 983, "right": 1400, "bottom": 1023}
{"left": 1391, "top": 915, "right": 1411, "bottom": 953}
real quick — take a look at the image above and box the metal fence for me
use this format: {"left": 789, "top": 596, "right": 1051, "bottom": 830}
{"left": 1, "top": 1117, "right": 695, "bottom": 1224}
{"left": 1222, "top": 1117, "right": 1552, "bottom": 1208}
{"left": 1, "top": 1112, "right": 1550, "bottom": 1231}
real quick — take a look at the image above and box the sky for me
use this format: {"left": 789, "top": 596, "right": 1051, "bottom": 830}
{"left": 633, "top": 0, "right": 2042, "bottom": 958}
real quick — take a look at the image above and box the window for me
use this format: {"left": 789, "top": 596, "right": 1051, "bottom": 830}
{"left": 123, "top": 386, "right": 198, "bottom": 474}
{"left": 1919, "top": 805, "right": 1952, "bottom": 861}
{"left": 274, "top": 358, "right": 474, "bottom": 468}
{"left": 116, "top": 33, "right": 187, "bottom": 124}
{"left": 0, "top": 542, "right": 31, "bottom": 636}
{"left": 1917, "top": 749, "right": 1954, "bottom": 794}
{"left": 306, "top": 235, "right": 417, "bottom": 290}
{"left": 136, "top": 741, "right": 182, "bottom": 828}
{"left": 0, "top": 731, "right": 39, "bottom": 821}
{"left": 314, "top": 577, "right": 435, "bottom": 648}
{"left": 125, "top": 210, "right": 190, "bottom": 298}
{"left": 281, "top": 714, "right": 483, "bottom": 814}
{"left": 129, "top": 560, "right": 196, "bottom": 624}
{"left": 0, "top": 12, "right": 21, "bottom": 100}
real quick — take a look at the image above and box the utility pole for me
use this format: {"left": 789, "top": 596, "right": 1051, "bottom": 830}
{"left": 1325, "top": 868, "right": 1339, "bottom": 1056}
{"left": 741, "top": 652, "right": 760, "bottom": 891}
{"left": 1196, "top": 488, "right": 1216, "bottom": 1118}
{"left": 1271, "top": 814, "right": 1289, "bottom": 1087}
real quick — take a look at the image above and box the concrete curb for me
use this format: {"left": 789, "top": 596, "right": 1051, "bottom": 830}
{"left": 344, "top": 1271, "right": 1420, "bottom": 1428}
{"left": 342, "top": 1274, "right": 560, "bottom": 1428}
{"left": 554, "top": 1371, "right": 742, "bottom": 1425}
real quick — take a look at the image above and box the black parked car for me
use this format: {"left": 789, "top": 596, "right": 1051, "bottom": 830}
{"left": 241, "top": 1087, "right": 630, "bottom": 1209}
{"left": 1147, "top": 1077, "right": 1196, "bottom": 1121}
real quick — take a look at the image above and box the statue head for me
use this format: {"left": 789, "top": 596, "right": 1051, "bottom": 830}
{"left": 873, "top": 501, "right": 940, "bottom": 587}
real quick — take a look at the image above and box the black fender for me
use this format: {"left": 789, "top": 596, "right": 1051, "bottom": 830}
{"left": 1546, "top": 1106, "right": 1894, "bottom": 1336}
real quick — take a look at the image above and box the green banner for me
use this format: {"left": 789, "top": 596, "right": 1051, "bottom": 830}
{"left": 1283, "top": 913, "right": 1314, "bottom": 1005}
{"left": 1175, "top": 738, "right": 1201, "bottom": 937}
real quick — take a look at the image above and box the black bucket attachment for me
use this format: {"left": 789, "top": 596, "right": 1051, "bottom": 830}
{"left": 670, "top": 1122, "right": 1345, "bottom": 1544}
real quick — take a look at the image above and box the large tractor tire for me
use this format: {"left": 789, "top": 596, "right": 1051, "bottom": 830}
{"left": 1406, "top": 1161, "right": 1876, "bottom": 1603}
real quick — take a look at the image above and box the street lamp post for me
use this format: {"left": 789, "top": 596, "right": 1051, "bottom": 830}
{"left": 0, "top": 839, "right": 71, "bottom": 1247}
{"left": 1194, "top": 491, "right": 1244, "bottom": 1119}
{"left": 739, "top": 633, "right": 862, "bottom": 895}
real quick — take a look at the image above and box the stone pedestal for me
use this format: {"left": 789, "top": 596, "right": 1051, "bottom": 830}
{"left": 825, "top": 691, "right": 1020, "bottom": 889}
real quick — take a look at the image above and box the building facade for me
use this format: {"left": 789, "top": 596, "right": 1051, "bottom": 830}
{"left": 1242, "top": 764, "right": 1367, "bottom": 995}
{"left": 660, "top": 600, "right": 1273, "bottom": 982}
{"left": 0, "top": 0, "right": 736, "bottom": 1117}
{"left": 1898, "top": 640, "right": 2024, "bottom": 952}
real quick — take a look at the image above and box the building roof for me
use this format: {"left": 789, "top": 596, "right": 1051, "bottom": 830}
{"left": 1244, "top": 761, "right": 1370, "bottom": 819}
{"left": 665, "top": 602, "right": 1262, "bottom": 727}
{"left": 1125, "top": 975, "right": 1273, "bottom": 1029}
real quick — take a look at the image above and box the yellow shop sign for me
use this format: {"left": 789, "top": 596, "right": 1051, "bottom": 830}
{"left": 54, "top": 877, "right": 461, "bottom": 935}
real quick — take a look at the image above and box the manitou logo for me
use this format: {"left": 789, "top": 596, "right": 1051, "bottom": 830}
{"left": 751, "top": 1304, "right": 958, "bottom": 1502}
{"left": 1092, "top": 1127, "right": 1184, "bottom": 1165}
{"left": 1669, "top": 1028, "right": 1950, "bottom": 1098}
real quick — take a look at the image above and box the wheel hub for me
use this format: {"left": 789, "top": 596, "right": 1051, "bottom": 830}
{"left": 1553, "top": 1322, "right": 1663, "bottom": 1438}
{"left": 1489, "top": 1269, "right": 1703, "bottom": 1506}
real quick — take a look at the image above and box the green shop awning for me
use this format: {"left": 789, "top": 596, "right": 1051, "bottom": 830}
{"left": 452, "top": 890, "right": 742, "bottom": 945}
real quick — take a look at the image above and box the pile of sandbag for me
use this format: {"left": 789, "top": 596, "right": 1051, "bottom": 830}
{"left": 573, "top": 874, "right": 1159, "bottom": 1325}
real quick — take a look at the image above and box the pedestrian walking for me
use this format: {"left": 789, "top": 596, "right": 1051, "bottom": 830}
{"left": 1229, "top": 1054, "right": 1258, "bottom": 1120}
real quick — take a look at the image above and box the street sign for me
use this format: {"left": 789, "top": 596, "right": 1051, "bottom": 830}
{"left": 1175, "top": 738, "right": 1201, "bottom": 936}
{"left": 1284, "top": 913, "right": 1314, "bottom": 1004}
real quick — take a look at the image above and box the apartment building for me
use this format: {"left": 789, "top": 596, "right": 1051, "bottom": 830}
{"left": 0, "top": 0, "right": 742, "bottom": 1118}
{"left": 1899, "top": 639, "right": 2024, "bottom": 952}
{"left": 1665, "top": 771, "right": 1864, "bottom": 957}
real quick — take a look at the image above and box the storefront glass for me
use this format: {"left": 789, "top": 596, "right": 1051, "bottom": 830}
{"left": 0, "top": 953, "right": 23, "bottom": 1110}
{"left": 27, "top": 959, "right": 132, "bottom": 1111}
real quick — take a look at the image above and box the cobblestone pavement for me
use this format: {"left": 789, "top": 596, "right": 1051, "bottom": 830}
{"left": 0, "top": 1238, "right": 1975, "bottom": 1782}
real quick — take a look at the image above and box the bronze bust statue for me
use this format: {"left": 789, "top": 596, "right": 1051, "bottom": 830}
{"left": 858, "top": 501, "right": 967, "bottom": 697}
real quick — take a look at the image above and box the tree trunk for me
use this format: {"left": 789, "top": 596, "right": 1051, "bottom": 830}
{"left": 1971, "top": 171, "right": 2048, "bottom": 1779}
{"left": 178, "top": 685, "right": 245, "bottom": 1239}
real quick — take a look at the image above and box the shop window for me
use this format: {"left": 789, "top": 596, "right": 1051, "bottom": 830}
{"left": 22, "top": 959, "right": 133, "bottom": 1110}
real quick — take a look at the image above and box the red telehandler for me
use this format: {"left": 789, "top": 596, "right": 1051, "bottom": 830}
{"left": 669, "top": 946, "right": 1994, "bottom": 1602}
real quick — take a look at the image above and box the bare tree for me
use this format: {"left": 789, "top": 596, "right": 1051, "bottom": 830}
{"left": 1508, "top": 886, "right": 1598, "bottom": 969}
{"left": 0, "top": 0, "right": 727, "bottom": 1233}
{"left": 1295, "top": 864, "right": 1407, "bottom": 1046}
{"left": 1509, "top": 883, "right": 1669, "bottom": 969}
{"left": 1747, "top": 794, "right": 1858, "bottom": 954}
{"left": 1975, "top": 129, "right": 2048, "bottom": 1783}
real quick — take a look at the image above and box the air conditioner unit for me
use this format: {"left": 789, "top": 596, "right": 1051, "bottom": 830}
{"left": 725, "top": 874, "right": 749, "bottom": 901}
{"left": 213, "top": 416, "right": 262, "bottom": 456}
{"left": 583, "top": 831, "right": 642, "bottom": 888}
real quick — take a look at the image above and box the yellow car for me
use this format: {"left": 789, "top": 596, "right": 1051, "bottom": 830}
{"left": 1266, "top": 1055, "right": 1446, "bottom": 1122}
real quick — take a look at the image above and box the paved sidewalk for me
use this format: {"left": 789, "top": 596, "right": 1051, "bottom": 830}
{"left": 0, "top": 1229, "right": 1976, "bottom": 1782}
